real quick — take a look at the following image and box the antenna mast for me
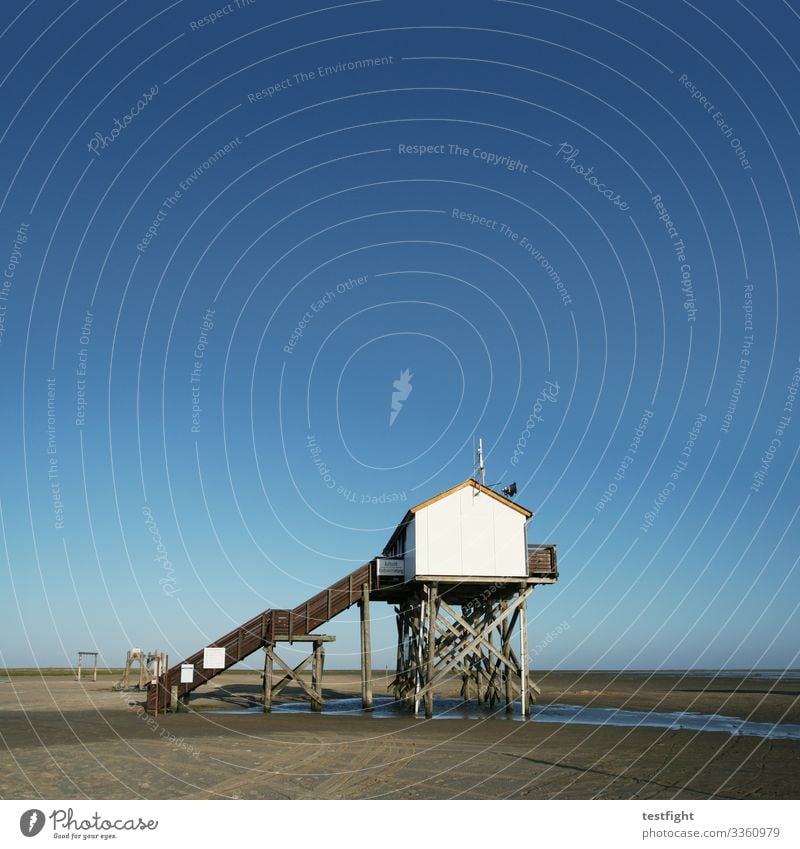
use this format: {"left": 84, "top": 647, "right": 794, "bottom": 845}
{"left": 476, "top": 438, "right": 485, "bottom": 486}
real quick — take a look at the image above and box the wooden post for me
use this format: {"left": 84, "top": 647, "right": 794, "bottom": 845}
{"left": 360, "top": 583, "right": 373, "bottom": 710}
{"left": 502, "top": 601, "right": 513, "bottom": 712}
{"left": 519, "top": 586, "right": 530, "bottom": 717}
{"left": 153, "top": 655, "right": 159, "bottom": 718}
{"left": 162, "top": 654, "right": 169, "bottom": 713}
{"left": 311, "top": 641, "right": 323, "bottom": 711}
{"left": 92, "top": 653, "right": 98, "bottom": 682}
{"left": 170, "top": 685, "right": 179, "bottom": 713}
{"left": 413, "top": 597, "right": 424, "bottom": 714}
{"left": 76, "top": 653, "right": 82, "bottom": 682}
{"left": 263, "top": 644, "right": 273, "bottom": 712}
{"left": 424, "top": 583, "right": 437, "bottom": 718}
{"left": 393, "top": 606, "right": 403, "bottom": 700}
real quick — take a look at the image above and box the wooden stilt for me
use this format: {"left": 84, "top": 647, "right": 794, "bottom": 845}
{"left": 263, "top": 643, "right": 273, "bottom": 712}
{"left": 311, "top": 641, "right": 322, "bottom": 711}
{"left": 360, "top": 583, "right": 373, "bottom": 709}
{"left": 520, "top": 585, "right": 530, "bottom": 717}
{"left": 413, "top": 597, "right": 423, "bottom": 714}
{"left": 424, "top": 583, "right": 438, "bottom": 718}
{"left": 502, "top": 601, "right": 513, "bottom": 712}
{"left": 393, "top": 605, "right": 404, "bottom": 699}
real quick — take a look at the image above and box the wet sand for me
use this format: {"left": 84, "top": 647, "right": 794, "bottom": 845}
{"left": 1, "top": 669, "right": 797, "bottom": 799}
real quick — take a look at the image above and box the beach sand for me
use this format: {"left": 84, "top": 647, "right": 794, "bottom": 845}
{"left": 0, "top": 669, "right": 797, "bottom": 799}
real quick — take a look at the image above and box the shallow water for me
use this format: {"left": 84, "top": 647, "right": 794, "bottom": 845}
{"left": 203, "top": 696, "right": 800, "bottom": 740}
{"left": 607, "top": 669, "right": 800, "bottom": 681}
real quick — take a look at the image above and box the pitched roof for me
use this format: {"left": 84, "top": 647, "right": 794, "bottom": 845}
{"left": 410, "top": 478, "right": 532, "bottom": 518}
{"left": 382, "top": 479, "right": 532, "bottom": 554}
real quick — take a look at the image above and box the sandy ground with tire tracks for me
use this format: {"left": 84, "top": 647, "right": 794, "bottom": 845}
{"left": 1, "top": 670, "right": 797, "bottom": 799}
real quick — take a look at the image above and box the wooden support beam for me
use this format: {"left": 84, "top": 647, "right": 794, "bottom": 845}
{"left": 520, "top": 585, "right": 531, "bottom": 717}
{"left": 270, "top": 653, "right": 315, "bottom": 698}
{"left": 437, "top": 598, "right": 519, "bottom": 672}
{"left": 414, "top": 597, "right": 424, "bottom": 714}
{"left": 393, "top": 605, "right": 403, "bottom": 699}
{"left": 311, "top": 642, "right": 323, "bottom": 711}
{"left": 418, "top": 594, "right": 524, "bottom": 697}
{"left": 267, "top": 648, "right": 318, "bottom": 703}
{"left": 360, "top": 583, "right": 373, "bottom": 709}
{"left": 263, "top": 644, "right": 273, "bottom": 712}
{"left": 424, "top": 583, "right": 438, "bottom": 718}
{"left": 502, "top": 601, "right": 513, "bottom": 712}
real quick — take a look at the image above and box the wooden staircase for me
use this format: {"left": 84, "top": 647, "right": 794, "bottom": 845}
{"left": 147, "top": 561, "right": 372, "bottom": 712}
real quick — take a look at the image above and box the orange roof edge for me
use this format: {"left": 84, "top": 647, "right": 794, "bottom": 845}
{"left": 410, "top": 479, "right": 533, "bottom": 519}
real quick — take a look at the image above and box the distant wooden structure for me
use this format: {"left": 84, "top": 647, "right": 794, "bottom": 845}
{"left": 115, "top": 649, "right": 166, "bottom": 691}
{"left": 148, "top": 478, "right": 557, "bottom": 717}
{"left": 76, "top": 651, "right": 98, "bottom": 682}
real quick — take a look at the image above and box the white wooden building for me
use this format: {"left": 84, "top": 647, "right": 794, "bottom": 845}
{"left": 378, "top": 479, "right": 534, "bottom": 582}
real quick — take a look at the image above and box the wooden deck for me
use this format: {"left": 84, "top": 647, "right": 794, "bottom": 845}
{"left": 527, "top": 543, "right": 558, "bottom": 579}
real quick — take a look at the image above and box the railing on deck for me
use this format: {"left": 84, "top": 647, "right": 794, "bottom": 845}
{"left": 527, "top": 544, "right": 558, "bottom": 578}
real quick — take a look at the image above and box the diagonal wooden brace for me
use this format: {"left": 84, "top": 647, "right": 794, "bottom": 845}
{"left": 266, "top": 647, "right": 319, "bottom": 704}
{"left": 420, "top": 589, "right": 531, "bottom": 697}
{"left": 437, "top": 598, "right": 522, "bottom": 673}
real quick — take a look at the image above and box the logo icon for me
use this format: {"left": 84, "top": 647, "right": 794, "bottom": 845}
{"left": 19, "top": 809, "right": 45, "bottom": 837}
{"left": 390, "top": 368, "right": 413, "bottom": 426}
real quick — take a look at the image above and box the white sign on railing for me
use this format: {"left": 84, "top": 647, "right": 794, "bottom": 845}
{"left": 202, "top": 647, "right": 225, "bottom": 669}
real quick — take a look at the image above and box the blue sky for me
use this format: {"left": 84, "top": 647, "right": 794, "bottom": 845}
{"left": 1, "top": 0, "right": 799, "bottom": 672}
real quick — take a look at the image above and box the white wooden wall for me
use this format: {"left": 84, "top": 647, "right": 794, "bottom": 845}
{"left": 404, "top": 487, "right": 527, "bottom": 579}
